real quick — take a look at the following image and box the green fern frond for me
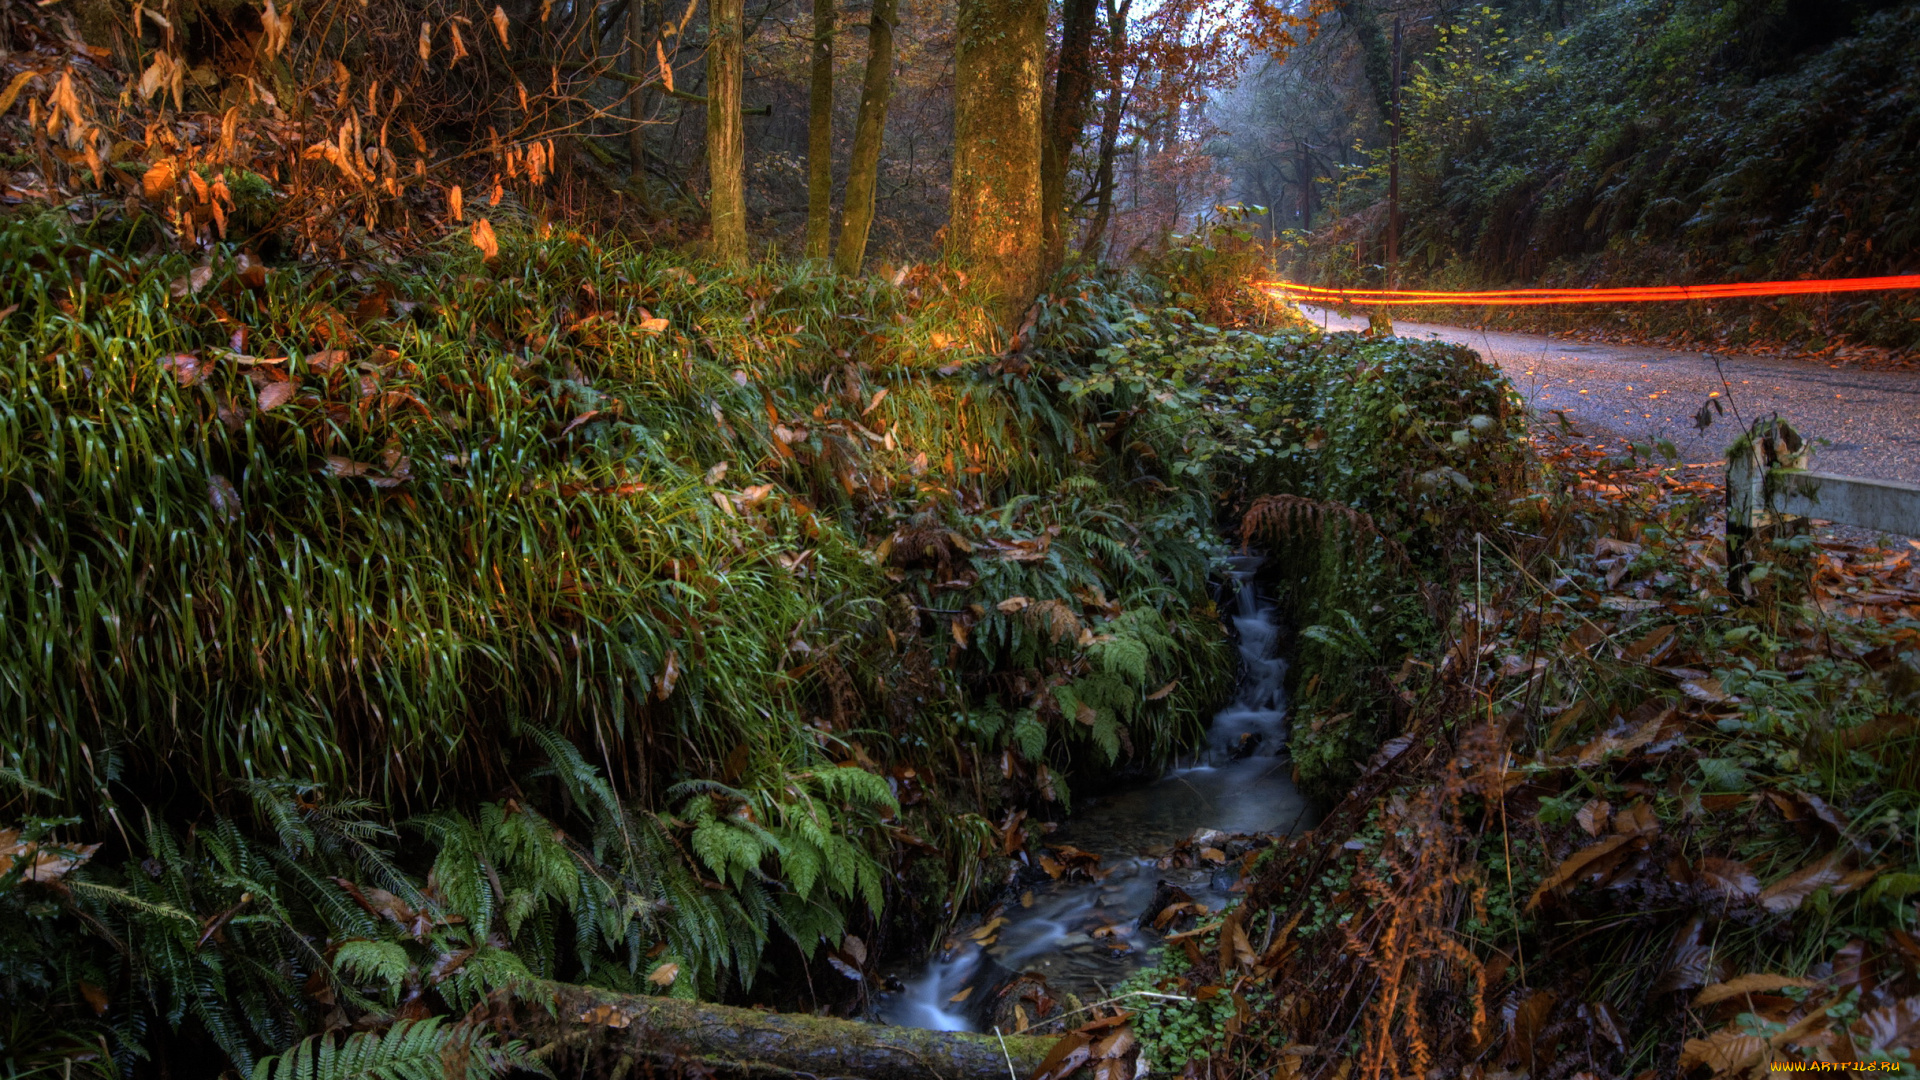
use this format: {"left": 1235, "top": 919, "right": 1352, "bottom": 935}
{"left": 249, "top": 1019, "right": 545, "bottom": 1080}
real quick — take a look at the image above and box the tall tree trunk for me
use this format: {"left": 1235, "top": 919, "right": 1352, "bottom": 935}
{"left": 1333, "top": 0, "right": 1394, "bottom": 125}
{"left": 804, "top": 0, "right": 835, "bottom": 259}
{"left": 834, "top": 0, "right": 897, "bottom": 275}
{"left": 1079, "top": 0, "right": 1129, "bottom": 262}
{"left": 627, "top": 0, "right": 657, "bottom": 208}
{"left": 1040, "top": 0, "right": 1098, "bottom": 273}
{"left": 947, "top": 0, "right": 1047, "bottom": 330}
{"left": 706, "top": 0, "right": 747, "bottom": 262}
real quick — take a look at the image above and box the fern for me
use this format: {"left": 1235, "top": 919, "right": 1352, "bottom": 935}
{"left": 332, "top": 940, "right": 409, "bottom": 996}
{"left": 249, "top": 1019, "right": 545, "bottom": 1080}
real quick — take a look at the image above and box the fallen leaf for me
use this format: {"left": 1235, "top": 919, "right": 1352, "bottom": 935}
{"left": 1145, "top": 681, "right": 1178, "bottom": 701}
{"left": 428, "top": 946, "right": 476, "bottom": 984}
{"left": 968, "top": 917, "right": 1007, "bottom": 942}
{"left": 169, "top": 265, "right": 213, "bottom": 298}
{"left": 1857, "top": 996, "right": 1920, "bottom": 1052}
{"left": 655, "top": 649, "right": 680, "bottom": 700}
{"left": 997, "top": 596, "right": 1031, "bottom": 613}
{"left": 258, "top": 381, "right": 295, "bottom": 411}
{"left": 648, "top": 961, "right": 679, "bottom": 986}
{"left": 307, "top": 349, "right": 351, "bottom": 373}
{"left": 1613, "top": 802, "right": 1658, "bottom": 836}
{"left": 1697, "top": 856, "right": 1761, "bottom": 901}
{"left": 1623, "top": 624, "right": 1676, "bottom": 662}
{"left": 1759, "top": 853, "right": 1848, "bottom": 913}
{"left": 1680, "top": 678, "right": 1733, "bottom": 703}
{"left": 1679, "top": 1027, "right": 1767, "bottom": 1075}
{"left": 1694, "top": 974, "right": 1820, "bottom": 1007}
{"left": 79, "top": 981, "right": 109, "bottom": 1016}
{"left": 1527, "top": 834, "right": 1634, "bottom": 909}
{"left": 949, "top": 986, "right": 974, "bottom": 1003}
{"left": 160, "top": 353, "right": 205, "bottom": 386}
{"left": 207, "top": 474, "right": 242, "bottom": 523}
{"left": 1576, "top": 798, "right": 1611, "bottom": 837}
{"left": 490, "top": 5, "right": 510, "bottom": 48}
{"left": 1029, "top": 1032, "right": 1093, "bottom": 1080}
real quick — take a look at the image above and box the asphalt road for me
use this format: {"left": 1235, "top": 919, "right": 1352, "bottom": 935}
{"left": 1304, "top": 307, "right": 1920, "bottom": 484}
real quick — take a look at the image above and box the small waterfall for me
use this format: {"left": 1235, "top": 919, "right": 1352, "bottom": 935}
{"left": 888, "top": 942, "right": 982, "bottom": 1031}
{"left": 1201, "top": 555, "right": 1289, "bottom": 764}
{"left": 878, "top": 558, "right": 1311, "bottom": 1032}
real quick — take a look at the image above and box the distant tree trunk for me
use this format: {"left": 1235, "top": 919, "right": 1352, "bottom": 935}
{"left": 707, "top": 0, "right": 747, "bottom": 262}
{"left": 1041, "top": 0, "right": 1098, "bottom": 273}
{"left": 627, "top": 0, "right": 656, "bottom": 208}
{"left": 804, "top": 0, "right": 835, "bottom": 259}
{"left": 948, "top": 0, "right": 1047, "bottom": 329}
{"left": 833, "top": 0, "right": 896, "bottom": 275}
{"left": 1079, "top": 0, "right": 1129, "bottom": 262}
{"left": 1297, "top": 142, "right": 1315, "bottom": 227}
{"left": 1333, "top": 0, "right": 1394, "bottom": 125}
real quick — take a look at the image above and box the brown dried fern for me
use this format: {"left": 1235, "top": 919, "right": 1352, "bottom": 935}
{"left": 1239, "top": 494, "right": 1412, "bottom": 569}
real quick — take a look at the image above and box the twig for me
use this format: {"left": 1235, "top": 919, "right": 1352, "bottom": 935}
{"left": 991, "top": 1027, "right": 1017, "bottom": 1080}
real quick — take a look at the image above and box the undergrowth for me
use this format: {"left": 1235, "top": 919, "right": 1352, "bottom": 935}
{"left": 1115, "top": 422, "right": 1920, "bottom": 1078}
{"left": 0, "top": 216, "right": 1517, "bottom": 1075}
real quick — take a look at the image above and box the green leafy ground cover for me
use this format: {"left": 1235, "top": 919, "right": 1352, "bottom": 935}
{"left": 0, "top": 218, "right": 1517, "bottom": 1077}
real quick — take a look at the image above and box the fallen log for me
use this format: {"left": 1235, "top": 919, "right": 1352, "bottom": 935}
{"left": 509, "top": 982, "right": 1057, "bottom": 1080}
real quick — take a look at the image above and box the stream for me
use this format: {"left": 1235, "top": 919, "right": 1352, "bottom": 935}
{"left": 877, "top": 557, "right": 1318, "bottom": 1032}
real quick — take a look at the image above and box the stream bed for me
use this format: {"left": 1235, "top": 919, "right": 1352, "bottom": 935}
{"left": 877, "top": 558, "right": 1319, "bottom": 1032}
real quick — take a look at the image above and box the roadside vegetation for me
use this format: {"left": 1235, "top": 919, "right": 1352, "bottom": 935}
{"left": 1258, "top": 0, "right": 1920, "bottom": 357}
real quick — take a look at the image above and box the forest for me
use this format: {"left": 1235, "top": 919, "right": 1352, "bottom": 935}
{"left": 2, "top": 0, "right": 1919, "bottom": 1078}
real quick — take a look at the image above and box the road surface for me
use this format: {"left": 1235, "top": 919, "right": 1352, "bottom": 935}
{"left": 1304, "top": 307, "right": 1920, "bottom": 484}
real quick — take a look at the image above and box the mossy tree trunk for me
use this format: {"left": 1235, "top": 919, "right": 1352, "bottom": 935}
{"left": 804, "top": 0, "right": 836, "bottom": 259}
{"left": 1334, "top": 0, "right": 1394, "bottom": 125}
{"left": 1040, "top": 0, "right": 1098, "bottom": 274}
{"left": 947, "top": 0, "right": 1047, "bottom": 330}
{"left": 519, "top": 983, "right": 1057, "bottom": 1080}
{"left": 833, "top": 0, "right": 898, "bottom": 276}
{"left": 707, "top": 0, "right": 748, "bottom": 262}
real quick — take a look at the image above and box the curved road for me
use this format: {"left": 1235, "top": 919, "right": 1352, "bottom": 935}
{"left": 1304, "top": 307, "right": 1920, "bottom": 484}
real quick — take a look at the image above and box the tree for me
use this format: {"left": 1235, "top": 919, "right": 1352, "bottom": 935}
{"left": 1042, "top": 0, "right": 1099, "bottom": 273}
{"left": 628, "top": 0, "right": 660, "bottom": 207}
{"left": 804, "top": 0, "right": 836, "bottom": 259}
{"left": 834, "top": 0, "right": 899, "bottom": 275}
{"left": 1332, "top": 0, "right": 1395, "bottom": 124}
{"left": 948, "top": 0, "right": 1048, "bottom": 329}
{"left": 1081, "top": 0, "right": 1131, "bottom": 261}
{"left": 708, "top": 0, "right": 748, "bottom": 262}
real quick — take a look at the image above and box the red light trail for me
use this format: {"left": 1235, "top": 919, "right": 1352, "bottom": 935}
{"left": 1264, "top": 274, "right": 1920, "bottom": 306}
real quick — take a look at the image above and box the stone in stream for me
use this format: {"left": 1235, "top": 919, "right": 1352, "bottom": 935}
{"left": 1140, "top": 879, "right": 1199, "bottom": 930}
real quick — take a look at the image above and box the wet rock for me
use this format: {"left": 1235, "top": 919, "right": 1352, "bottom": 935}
{"left": 1140, "top": 879, "right": 1198, "bottom": 930}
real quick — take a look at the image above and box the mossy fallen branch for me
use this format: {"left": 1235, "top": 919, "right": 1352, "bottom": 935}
{"left": 514, "top": 983, "right": 1054, "bottom": 1080}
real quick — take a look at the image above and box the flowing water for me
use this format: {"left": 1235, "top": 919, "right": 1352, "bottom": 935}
{"left": 878, "top": 557, "right": 1317, "bottom": 1032}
